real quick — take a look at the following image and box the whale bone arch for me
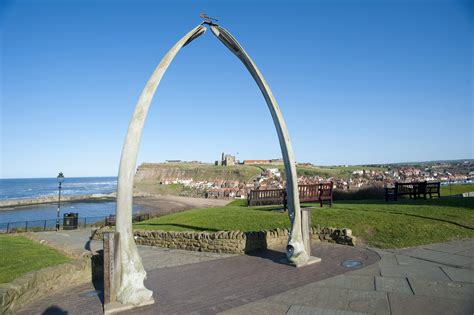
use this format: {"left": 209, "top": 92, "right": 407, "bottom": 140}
{"left": 115, "top": 23, "right": 310, "bottom": 305}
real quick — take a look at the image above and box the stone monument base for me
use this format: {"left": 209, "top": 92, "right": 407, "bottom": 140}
{"left": 280, "top": 256, "right": 322, "bottom": 268}
{"left": 104, "top": 297, "right": 155, "bottom": 315}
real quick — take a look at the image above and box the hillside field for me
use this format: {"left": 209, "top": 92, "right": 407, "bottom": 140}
{"left": 134, "top": 197, "right": 474, "bottom": 249}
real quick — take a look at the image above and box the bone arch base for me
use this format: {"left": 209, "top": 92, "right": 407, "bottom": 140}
{"left": 115, "top": 23, "right": 320, "bottom": 306}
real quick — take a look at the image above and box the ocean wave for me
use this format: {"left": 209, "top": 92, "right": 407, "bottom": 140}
{"left": 64, "top": 181, "right": 117, "bottom": 187}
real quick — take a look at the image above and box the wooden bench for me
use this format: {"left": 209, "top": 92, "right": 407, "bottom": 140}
{"left": 385, "top": 181, "right": 440, "bottom": 201}
{"left": 105, "top": 215, "right": 116, "bottom": 226}
{"left": 248, "top": 183, "right": 333, "bottom": 209}
{"left": 105, "top": 213, "right": 150, "bottom": 226}
{"left": 425, "top": 182, "right": 441, "bottom": 199}
{"left": 247, "top": 189, "right": 285, "bottom": 207}
{"left": 318, "top": 182, "right": 334, "bottom": 207}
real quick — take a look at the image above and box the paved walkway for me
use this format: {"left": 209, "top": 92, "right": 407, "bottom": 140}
{"left": 17, "top": 240, "right": 378, "bottom": 315}
{"left": 16, "top": 231, "right": 474, "bottom": 315}
{"left": 223, "top": 239, "right": 474, "bottom": 315}
{"left": 25, "top": 229, "right": 236, "bottom": 269}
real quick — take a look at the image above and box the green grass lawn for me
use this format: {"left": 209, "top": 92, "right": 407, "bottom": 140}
{"left": 134, "top": 197, "right": 474, "bottom": 249}
{"left": 0, "top": 235, "right": 71, "bottom": 283}
{"left": 441, "top": 183, "right": 474, "bottom": 196}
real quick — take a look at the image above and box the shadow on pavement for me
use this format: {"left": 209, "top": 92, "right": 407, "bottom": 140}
{"left": 245, "top": 248, "right": 287, "bottom": 263}
{"left": 42, "top": 306, "right": 67, "bottom": 314}
{"left": 91, "top": 250, "right": 105, "bottom": 304}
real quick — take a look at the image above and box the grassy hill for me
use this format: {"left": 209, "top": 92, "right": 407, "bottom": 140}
{"left": 249, "top": 164, "right": 388, "bottom": 179}
{"left": 134, "top": 197, "right": 474, "bottom": 249}
{"left": 136, "top": 163, "right": 262, "bottom": 183}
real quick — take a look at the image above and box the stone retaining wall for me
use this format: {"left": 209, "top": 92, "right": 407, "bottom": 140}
{"left": 91, "top": 226, "right": 356, "bottom": 254}
{"left": 0, "top": 259, "right": 93, "bottom": 315}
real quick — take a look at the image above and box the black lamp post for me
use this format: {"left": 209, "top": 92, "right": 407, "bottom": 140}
{"left": 56, "top": 172, "right": 65, "bottom": 231}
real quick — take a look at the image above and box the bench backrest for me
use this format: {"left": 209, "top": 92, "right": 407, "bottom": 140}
{"left": 319, "top": 182, "right": 333, "bottom": 200}
{"left": 299, "top": 184, "right": 320, "bottom": 202}
{"left": 248, "top": 182, "right": 334, "bottom": 205}
{"left": 426, "top": 182, "right": 440, "bottom": 192}
{"left": 395, "top": 182, "right": 416, "bottom": 195}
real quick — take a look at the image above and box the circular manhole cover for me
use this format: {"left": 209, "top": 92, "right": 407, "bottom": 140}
{"left": 78, "top": 290, "right": 102, "bottom": 298}
{"left": 341, "top": 259, "right": 363, "bottom": 268}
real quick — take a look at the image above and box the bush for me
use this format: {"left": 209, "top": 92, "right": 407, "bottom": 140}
{"left": 333, "top": 185, "right": 385, "bottom": 200}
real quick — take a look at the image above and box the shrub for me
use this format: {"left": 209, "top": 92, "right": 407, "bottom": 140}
{"left": 333, "top": 185, "right": 385, "bottom": 200}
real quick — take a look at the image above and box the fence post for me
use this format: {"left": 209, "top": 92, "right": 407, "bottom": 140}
{"left": 25, "top": 221, "right": 28, "bottom": 232}
{"left": 84, "top": 217, "right": 87, "bottom": 228}
{"left": 44, "top": 220, "right": 47, "bottom": 231}
{"left": 301, "top": 209, "right": 311, "bottom": 256}
{"left": 103, "top": 232, "right": 120, "bottom": 305}
{"left": 6, "top": 223, "right": 9, "bottom": 233}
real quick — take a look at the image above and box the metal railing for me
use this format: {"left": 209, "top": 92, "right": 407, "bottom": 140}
{"left": 0, "top": 213, "right": 151, "bottom": 234}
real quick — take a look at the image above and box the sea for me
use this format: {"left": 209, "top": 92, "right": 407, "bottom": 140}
{"left": 0, "top": 177, "right": 144, "bottom": 224}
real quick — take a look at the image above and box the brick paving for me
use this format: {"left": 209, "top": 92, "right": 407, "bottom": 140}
{"left": 17, "top": 243, "right": 378, "bottom": 315}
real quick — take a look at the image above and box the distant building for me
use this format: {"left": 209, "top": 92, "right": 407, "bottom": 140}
{"left": 243, "top": 159, "right": 283, "bottom": 165}
{"left": 165, "top": 160, "right": 182, "bottom": 163}
{"left": 243, "top": 160, "right": 270, "bottom": 165}
{"left": 215, "top": 152, "right": 236, "bottom": 166}
{"left": 269, "top": 158, "right": 284, "bottom": 164}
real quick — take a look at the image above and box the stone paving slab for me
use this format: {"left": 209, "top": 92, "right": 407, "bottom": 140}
{"left": 218, "top": 301, "right": 290, "bottom": 315}
{"left": 462, "top": 261, "right": 474, "bottom": 270}
{"left": 441, "top": 266, "right": 474, "bottom": 283}
{"left": 380, "top": 265, "right": 450, "bottom": 281}
{"left": 407, "top": 277, "right": 474, "bottom": 300}
{"left": 388, "top": 292, "right": 474, "bottom": 315}
{"left": 286, "top": 305, "right": 370, "bottom": 315}
{"left": 375, "top": 276, "right": 413, "bottom": 294}
{"left": 346, "top": 263, "right": 380, "bottom": 277}
{"left": 262, "top": 286, "right": 352, "bottom": 312}
{"left": 26, "top": 229, "right": 103, "bottom": 257}
{"left": 398, "top": 248, "right": 474, "bottom": 267}
{"left": 457, "top": 248, "right": 474, "bottom": 258}
{"left": 221, "top": 285, "right": 389, "bottom": 315}
{"left": 421, "top": 239, "right": 474, "bottom": 254}
{"left": 346, "top": 290, "right": 389, "bottom": 315}
{"left": 138, "top": 245, "right": 236, "bottom": 271}
{"left": 394, "top": 254, "right": 443, "bottom": 267}
{"left": 312, "top": 274, "right": 375, "bottom": 291}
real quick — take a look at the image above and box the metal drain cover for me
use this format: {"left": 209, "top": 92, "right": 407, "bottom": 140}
{"left": 341, "top": 260, "right": 363, "bottom": 268}
{"left": 78, "top": 290, "right": 102, "bottom": 298}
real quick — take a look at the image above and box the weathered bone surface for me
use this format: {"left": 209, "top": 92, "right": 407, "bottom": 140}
{"left": 115, "top": 24, "right": 206, "bottom": 305}
{"left": 115, "top": 22, "right": 314, "bottom": 306}
{"left": 209, "top": 25, "right": 310, "bottom": 266}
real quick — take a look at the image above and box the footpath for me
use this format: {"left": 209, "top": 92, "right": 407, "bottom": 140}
{"left": 19, "top": 230, "right": 474, "bottom": 315}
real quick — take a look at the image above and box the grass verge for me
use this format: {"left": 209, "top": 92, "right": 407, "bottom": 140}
{"left": 0, "top": 235, "right": 71, "bottom": 283}
{"left": 134, "top": 197, "right": 474, "bottom": 249}
{"left": 441, "top": 183, "right": 474, "bottom": 196}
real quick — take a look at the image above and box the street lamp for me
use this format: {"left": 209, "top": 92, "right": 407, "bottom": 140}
{"left": 56, "top": 172, "right": 65, "bottom": 231}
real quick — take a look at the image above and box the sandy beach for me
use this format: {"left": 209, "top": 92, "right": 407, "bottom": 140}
{"left": 133, "top": 194, "right": 229, "bottom": 216}
{"left": 0, "top": 193, "right": 230, "bottom": 216}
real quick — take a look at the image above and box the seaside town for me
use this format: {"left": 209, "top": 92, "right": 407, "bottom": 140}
{"left": 137, "top": 153, "right": 474, "bottom": 199}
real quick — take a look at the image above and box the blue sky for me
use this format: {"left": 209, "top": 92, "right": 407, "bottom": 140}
{"left": 1, "top": 0, "right": 472, "bottom": 178}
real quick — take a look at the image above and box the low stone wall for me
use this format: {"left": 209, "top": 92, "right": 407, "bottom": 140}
{"left": 92, "top": 226, "right": 356, "bottom": 254}
{"left": 0, "top": 259, "right": 93, "bottom": 315}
